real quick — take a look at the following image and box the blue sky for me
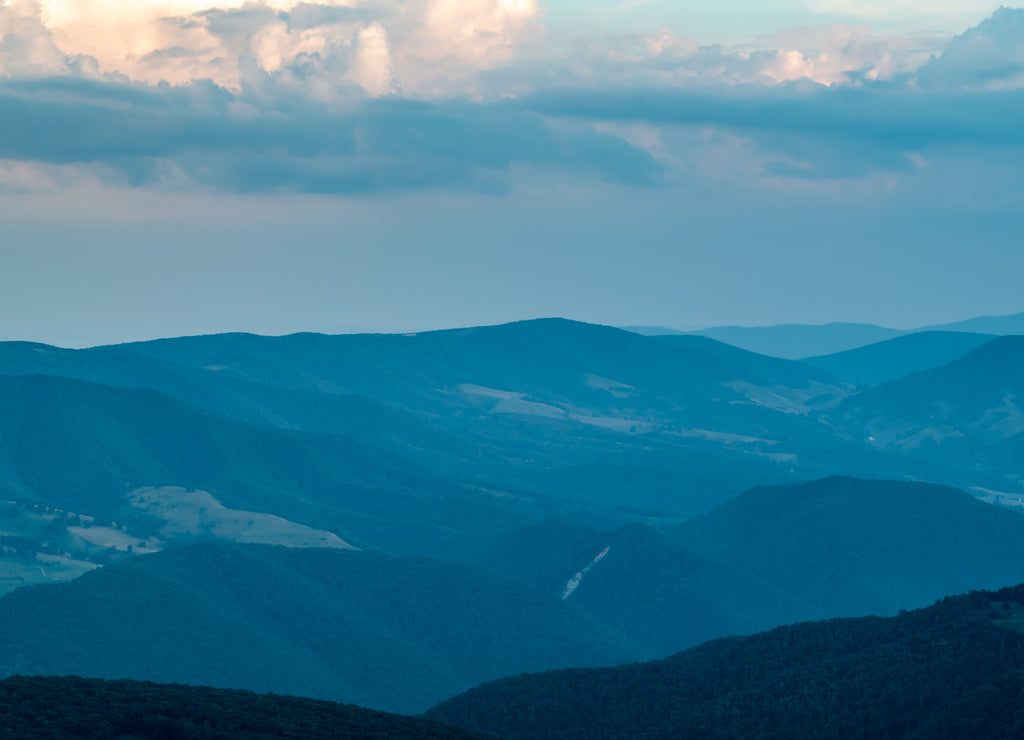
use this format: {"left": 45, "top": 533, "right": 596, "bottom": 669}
{"left": 0, "top": 0, "right": 1022, "bottom": 345}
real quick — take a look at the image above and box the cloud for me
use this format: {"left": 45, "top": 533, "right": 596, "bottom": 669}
{"left": 474, "top": 20, "right": 937, "bottom": 102}
{"left": 0, "top": 0, "right": 85, "bottom": 76}
{"left": 21, "top": 0, "right": 543, "bottom": 96}
{"left": 917, "top": 6, "right": 1024, "bottom": 90}
{"left": 518, "top": 81, "right": 1024, "bottom": 179}
{"left": 0, "top": 4, "right": 1022, "bottom": 195}
{"left": 0, "top": 75, "right": 661, "bottom": 192}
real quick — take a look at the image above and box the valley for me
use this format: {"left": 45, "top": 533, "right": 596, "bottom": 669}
{"left": 0, "top": 314, "right": 1022, "bottom": 731}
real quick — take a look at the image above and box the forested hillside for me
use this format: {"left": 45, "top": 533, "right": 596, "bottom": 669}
{"left": 0, "top": 543, "right": 636, "bottom": 713}
{"left": 674, "top": 477, "right": 1024, "bottom": 616}
{"left": 428, "top": 583, "right": 1024, "bottom": 740}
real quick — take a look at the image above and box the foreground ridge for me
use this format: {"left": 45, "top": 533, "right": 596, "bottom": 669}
{"left": 428, "top": 583, "right": 1024, "bottom": 740}
{"left": 0, "top": 675, "right": 499, "bottom": 740}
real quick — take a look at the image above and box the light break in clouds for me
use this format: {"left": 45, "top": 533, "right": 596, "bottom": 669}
{"left": 0, "top": 1, "right": 1022, "bottom": 343}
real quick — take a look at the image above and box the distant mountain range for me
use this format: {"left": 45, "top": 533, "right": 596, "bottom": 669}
{"left": 626, "top": 310, "right": 1024, "bottom": 359}
{"left": 0, "top": 319, "right": 861, "bottom": 534}
{"left": 1, "top": 317, "right": 1023, "bottom": 723}
{"left": 1, "top": 318, "right": 1021, "bottom": 552}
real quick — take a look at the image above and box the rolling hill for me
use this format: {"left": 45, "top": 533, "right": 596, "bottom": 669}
{"left": 107, "top": 318, "right": 849, "bottom": 434}
{"left": 671, "top": 309, "right": 1024, "bottom": 359}
{"left": 0, "top": 340, "right": 473, "bottom": 464}
{"left": 0, "top": 542, "right": 638, "bottom": 714}
{"left": 680, "top": 322, "right": 904, "bottom": 360}
{"left": 835, "top": 336, "right": 1024, "bottom": 465}
{"left": 425, "top": 519, "right": 817, "bottom": 657}
{"left": 922, "top": 311, "right": 1024, "bottom": 335}
{"left": 1, "top": 319, "right": 881, "bottom": 524}
{"left": 0, "top": 374, "right": 545, "bottom": 553}
{"left": 803, "top": 330, "right": 996, "bottom": 386}
{"left": 673, "top": 476, "right": 1024, "bottom": 616}
{"left": 647, "top": 333, "right": 845, "bottom": 391}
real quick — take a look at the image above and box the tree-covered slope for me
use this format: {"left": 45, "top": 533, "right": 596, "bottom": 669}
{"left": 674, "top": 476, "right": 1024, "bottom": 616}
{"left": 0, "top": 374, "right": 545, "bottom": 552}
{"left": 0, "top": 543, "right": 638, "bottom": 714}
{"left": 427, "top": 583, "right": 1024, "bottom": 740}
{"left": 921, "top": 310, "right": 1024, "bottom": 335}
{"left": 0, "top": 340, "right": 473, "bottom": 463}
{"left": 646, "top": 333, "right": 843, "bottom": 388}
{"left": 802, "top": 330, "right": 995, "bottom": 387}
{"left": 682, "top": 322, "right": 904, "bottom": 359}
{"left": 426, "top": 519, "right": 818, "bottom": 657}
{"left": 836, "top": 336, "right": 1024, "bottom": 460}
{"left": 0, "top": 675, "right": 500, "bottom": 740}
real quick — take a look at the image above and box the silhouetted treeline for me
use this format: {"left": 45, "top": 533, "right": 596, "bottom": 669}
{"left": 0, "top": 675, "right": 498, "bottom": 740}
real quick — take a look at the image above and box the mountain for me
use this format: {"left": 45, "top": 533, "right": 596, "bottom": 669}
{"left": 0, "top": 323, "right": 894, "bottom": 554}
{"left": 803, "top": 330, "right": 995, "bottom": 386}
{"left": 2, "top": 320, "right": 857, "bottom": 504}
{"left": 0, "top": 542, "right": 638, "bottom": 714}
{"left": 921, "top": 311, "right": 1024, "bottom": 335}
{"left": 424, "top": 519, "right": 818, "bottom": 657}
{"left": 0, "top": 340, "right": 473, "bottom": 464}
{"left": 0, "top": 675, "right": 497, "bottom": 740}
{"left": 2, "top": 320, "right": 1015, "bottom": 553}
{"left": 0, "top": 374, "right": 545, "bottom": 553}
{"left": 681, "top": 322, "right": 904, "bottom": 360}
{"left": 620, "top": 325, "right": 687, "bottom": 335}
{"left": 835, "top": 336, "right": 1024, "bottom": 472}
{"left": 653, "top": 310, "right": 1024, "bottom": 360}
{"left": 89, "top": 318, "right": 873, "bottom": 519}
{"left": 648, "top": 333, "right": 845, "bottom": 389}
{"left": 110, "top": 318, "right": 847, "bottom": 428}
{"left": 426, "top": 582, "right": 1024, "bottom": 740}
{"left": 673, "top": 476, "right": 1024, "bottom": 616}
{"left": 527, "top": 448, "right": 798, "bottom": 519}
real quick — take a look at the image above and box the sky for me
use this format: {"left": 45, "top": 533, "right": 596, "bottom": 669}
{"left": 1, "top": 0, "right": 1023, "bottom": 346}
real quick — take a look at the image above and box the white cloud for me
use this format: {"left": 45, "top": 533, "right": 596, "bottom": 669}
{"left": 917, "top": 6, "right": 1024, "bottom": 90}
{"left": 392, "top": 0, "right": 542, "bottom": 94}
{"left": 345, "top": 21, "right": 394, "bottom": 95}
{"left": 2, "top": 0, "right": 1005, "bottom": 99}
{"left": 539, "top": 22, "right": 931, "bottom": 90}
{"left": 0, "top": 0, "right": 77, "bottom": 76}
{"left": 17, "top": 0, "right": 540, "bottom": 96}
{"left": 753, "top": 23, "right": 933, "bottom": 81}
